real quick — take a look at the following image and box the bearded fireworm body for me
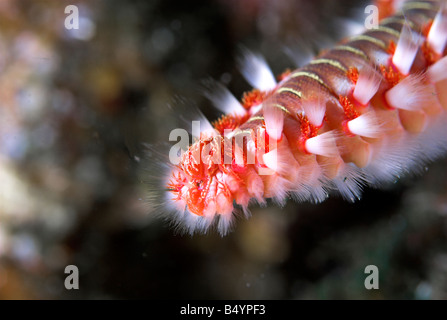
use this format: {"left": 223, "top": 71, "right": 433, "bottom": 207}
{"left": 143, "top": 0, "right": 447, "bottom": 236}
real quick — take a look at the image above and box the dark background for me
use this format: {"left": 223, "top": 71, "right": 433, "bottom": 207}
{"left": 0, "top": 0, "right": 446, "bottom": 299}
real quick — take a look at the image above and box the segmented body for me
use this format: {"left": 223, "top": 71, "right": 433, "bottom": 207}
{"left": 160, "top": 0, "right": 447, "bottom": 235}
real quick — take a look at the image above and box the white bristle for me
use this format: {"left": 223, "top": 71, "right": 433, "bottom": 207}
{"left": 305, "top": 131, "right": 339, "bottom": 157}
{"left": 261, "top": 138, "right": 298, "bottom": 176}
{"left": 193, "top": 118, "right": 217, "bottom": 141}
{"left": 179, "top": 211, "right": 200, "bottom": 235}
{"left": 364, "top": 112, "right": 447, "bottom": 186}
{"left": 262, "top": 149, "right": 278, "bottom": 172}
{"left": 181, "top": 108, "right": 217, "bottom": 141}
{"left": 353, "top": 67, "right": 382, "bottom": 105}
{"left": 283, "top": 45, "right": 313, "bottom": 68}
{"left": 301, "top": 98, "right": 326, "bottom": 126}
{"left": 336, "top": 17, "right": 364, "bottom": 37}
{"left": 393, "top": 0, "right": 406, "bottom": 12}
{"left": 268, "top": 176, "right": 289, "bottom": 207}
{"left": 298, "top": 182, "right": 329, "bottom": 204}
{"left": 251, "top": 103, "right": 263, "bottom": 115}
{"left": 264, "top": 102, "right": 284, "bottom": 140}
{"left": 427, "top": 4, "right": 447, "bottom": 55}
{"left": 347, "top": 112, "right": 381, "bottom": 138}
{"left": 200, "top": 119, "right": 216, "bottom": 137}
{"left": 332, "top": 163, "right": 366, "bottom": 202}
{"left": 427, "top": 55, "right": 447, "bottom": 83}
{"left": 168, "top": 97, "right": 217, "bottom": 139}
{"left": 217, "top": 211, "right": 234, "bottom": 236}
{"left": 203, "top": 80, "right": 246, "bottom": 116}
{"left": 238, "top": 48, "right": 277, "bottom": 91}
{"left": 392, "top": 23, "right": 421, "bottom": 75}
{"left": 385, "top": 73, "right": 432, "bottom": 111}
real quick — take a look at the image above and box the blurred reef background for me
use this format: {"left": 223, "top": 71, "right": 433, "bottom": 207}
{"left": 0, "top": 0, "right": 446, "bottom": 299}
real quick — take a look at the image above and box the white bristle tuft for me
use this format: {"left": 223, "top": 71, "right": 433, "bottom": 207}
{"left": 250, "top": 103, "right": 263, "bottom": 115}
{"left": 427, "top": 4, "right": 447, "bottom": 55}
{"left": 196, "top": 120, "right": 217, "bottom": 140}
{"left": 392, "top": 0, "right": 406, "bottom": 12}
{"left": 283, "top": 45, "right": 313, "bottom": 68}
{"left": 167, "top": 97, "right": 217, "bottom": 139}
{"left": 332, "top": 164, "right": 366, "bottom": 202}
{"left": 392, "top": 23, "right": 421, "bottom": 75}
{"left": 427, "top": 55, "right": 447, "bottom": 83}
{"left": 262, "top": 149, "right": 278, "bottom": 172}
{"left": 264, "top": 102, "right": 284, "bottom": 140}
{"left": 385, "top": 73, "right": 432, "bottom": 111}
{"left": 174, "top": 211, "right": 195, "bottom": 235}
{"left": 301, "top": 98, "right": 326, "bottom": 126}
{"left": 261, "top": 137, "right": 298, "bottom": 175}
{"left": 193, "top": 116, "right": 217, "bottom": 140}
{"left": 353, "top": 66, "right": 382, "bottom": 105}
{"left": 238, "top": 48, "right": 277, "bottom": 91}
{"left": 217, "top": 212, "right": 234, "bottom": 236}
{"left": 347, "top": 112, "right": 382, "bottom": 138}
{"left": 306, "top": 183, "right": 329, "bottom": 204}
{"left": 305, "top": 131, "right": 339, "bottom": 157}
{"left": 336, "top": 17, "right": 364, "bottom": 37}
{"left": 203, "top": 80, "right": 246, "bottom": 116}
{"left": 364, "top": 112, "right": 447, "bottom": 186}
{"left": 268, "top": 176, "right": 290, "bottom": 207}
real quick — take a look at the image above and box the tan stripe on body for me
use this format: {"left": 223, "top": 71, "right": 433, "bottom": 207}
{"left": 349, "top": 35, "right": 387, "bottom": 50}
{"left": 333, "top": 45, "right": 370, "bottom": 61}
{"left": 402, "top": 1, "right": 437, "bottom": 11}
{"left": 288, "top": 71, "right": 331, "bottom": 91}
{"left": 246, "top": 116, "right": 264, "bottom": 123}
{"left": 277, "top": 86, "right": 303, "bottom": 98}
{"left": 310, "top": 59, "right": 348, "bottom": 73}
{"left": 370, "top": 25, "right": 401, "bottom": 38}
{"left": 380, "top": 17, "right": 416, "bottom": 30}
